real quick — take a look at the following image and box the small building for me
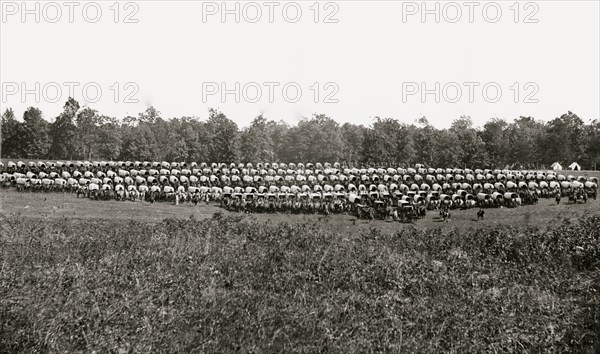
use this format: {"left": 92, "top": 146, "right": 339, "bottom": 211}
{"left": 551, "top": 162, "right": 562, "bottom": 170}
{"left": 568, "top": 162, "right": 581, "bottom": 171}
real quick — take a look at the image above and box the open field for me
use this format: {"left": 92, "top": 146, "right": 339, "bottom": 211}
{"left": 0, "top": 190, "right": 221, "bottom": 222}
{"left": 1, "top": 190, "right": 599, "bottom": 232}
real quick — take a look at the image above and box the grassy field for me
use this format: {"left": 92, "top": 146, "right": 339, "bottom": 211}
{"left": 1, "top": 211, "right": 599, "bottom": 352}
{"left": 1, "top": 189, "right": 600, "bottom": 352}
{"left": 1, "top": 190, "right": 599, "bottom": 232}
{"left": 0, "top": 190, "right": 221, "bottom": 222}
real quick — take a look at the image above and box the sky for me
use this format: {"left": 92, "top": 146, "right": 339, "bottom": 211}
{"left": 1, "top": 0, "right": 599, "bottom": 129}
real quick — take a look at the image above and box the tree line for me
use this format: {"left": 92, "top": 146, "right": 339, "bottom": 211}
{"left": 1, "top": 97, "right": 599, "bottom": 169}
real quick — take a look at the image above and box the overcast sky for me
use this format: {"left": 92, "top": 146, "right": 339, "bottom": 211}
{"left": 1, "top": 0, "right": 598, "bottom": 128}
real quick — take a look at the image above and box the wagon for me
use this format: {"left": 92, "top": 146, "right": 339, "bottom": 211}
{"left": 163, "top": 186, "right": 175, "bottom": 193}
{"left": 150, "top": 185, "right": 161, "bottom": 193}
{"left": 570, "top": 181, "right": 583, "bottom": 188}
{"left": 477, "top": 193, "right": 491, "bottom": 201}
{"left": 504, "top": 192, "right": 518, "bottom": 199}
{"left": 348, "top": 194, "right": 361, "bottom": 203}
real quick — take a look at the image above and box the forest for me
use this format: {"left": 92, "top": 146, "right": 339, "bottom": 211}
{"left": 1, "top": 97, "right": 599, "bottom": 169}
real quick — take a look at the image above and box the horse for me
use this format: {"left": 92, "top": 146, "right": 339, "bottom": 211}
{"left": 477, "top": 209, "right": 485, "bottom": 220}
{"left": 115, "top": 189, "right": 125, "bottom": 201}
{"left": 356, "top": 204, "right": 375, "bottom": 220}
{"left": 441, "top": 209, "right": 451, "bottom": 222}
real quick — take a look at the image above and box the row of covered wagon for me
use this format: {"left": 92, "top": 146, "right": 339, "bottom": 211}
{"left": 1, "top": 160, "right": 597, "bottom": 216}
{"left": 0, "top": 160, "right": 595, "bottom": 179}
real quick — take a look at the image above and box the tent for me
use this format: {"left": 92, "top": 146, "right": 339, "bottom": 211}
{"left": 551, "top": 162, "right": 562, "bottom": 171}
{"left": 568, "top": 162, "right": 581, "bottom": 171}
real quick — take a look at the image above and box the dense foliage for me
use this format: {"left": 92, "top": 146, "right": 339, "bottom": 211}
{"left": 2, "top": 99, "right": 600, "bottom": 169}
{"left": 1, "top": 214, "right": 599, "bottom": 352}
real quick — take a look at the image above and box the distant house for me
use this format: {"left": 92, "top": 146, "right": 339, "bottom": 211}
{"left": 551, "top": 162, "right": 562, "bottom": 170}
{"left": 568, "top": 162, "right": 581, "bottom": 171}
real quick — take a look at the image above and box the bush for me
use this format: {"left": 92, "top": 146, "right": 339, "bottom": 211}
{"left": 1, "top": 214, "right": 599, "bottom": 352}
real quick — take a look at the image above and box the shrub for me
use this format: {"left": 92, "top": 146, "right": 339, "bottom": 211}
{"left": 1, "top": 214, "right": 599, "bottom": 352}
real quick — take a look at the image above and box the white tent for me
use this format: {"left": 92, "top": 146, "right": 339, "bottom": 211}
{"left": 568, "top": 162, "right": 581, "bottom": 171}
{"left": 551, "top": 162, "right": 562, "bottom": 171}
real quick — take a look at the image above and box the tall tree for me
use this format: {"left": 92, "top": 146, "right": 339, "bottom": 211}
{"left": 206, "top": 109, "right": 239, "bottom": 163}
{"left": 138, "top": 106, "right": 161, "bottom": 125}
{"left": 480, "top": 118, "right": 508, "bottom": 167}
{"left": 413, "top": 117, "right": 437, "bottom": 167}
{"left": 21, "top": 107, "right": 50, "bottom": 159}
{"left": 161, "top": 117, "right": 190, "bottom": 162}
{"left": 399, "top": 129, "right": 417, "bottom": 165}
{"left": 504, "top": 116, "right": 546, "bottom": 168}
{"left": 583, "top": 119, "right": 600, "bottom": 170}
{"left": 450, "top": 116, "right": 488, "bottom": 168}
{"left": 340, "top": 123, "right": 365, "bottom": 166}
{"left": 96, "top": 116, "right": 122, "bottom": 160}
{"left": 292, "top": 114, "right": 344, "bottom": 162}
{"left": 48, "top": 98, "right": 79, "bottom": 159}
{"left": 75, "top": 107, "right": 101, "bottom": 160}
{"left": 119, "top": 123, "right": 158, "bottom": 161}
{"left": 362, "top": 117, "right": 402, "bottom": 165}
{"left": 1, "top": 108, "right": 23, "bottom": 158}
{"left": 181, "top": 117, "right": 211, "bottom": 163}
{"left": 541, "top": 111, "right": 585, "bottom": 165}
{"left": 269, "top": 120, "right": 290, "bottom": 162}
{"left": 240, "top": 115, "right": 275, "bottom": 163}
{"left": 432, "top": 129, "right": 463, "bottom": 167}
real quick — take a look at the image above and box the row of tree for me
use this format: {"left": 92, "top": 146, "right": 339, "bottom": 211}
{"left": 1, "top": 98, "right": 599, "bottom": 169}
